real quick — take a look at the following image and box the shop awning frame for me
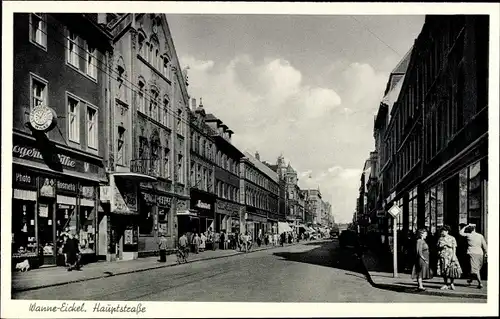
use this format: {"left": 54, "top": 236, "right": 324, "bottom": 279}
{"left": 111, "top": 172, "right": 158, "bottom": 183}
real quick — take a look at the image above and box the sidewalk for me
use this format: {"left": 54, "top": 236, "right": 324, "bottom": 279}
{"left": 359, "top": 249, "right": 487, "bottom": 300}
{"left": 12, "top": 241, "right": 303, "bottom": 293}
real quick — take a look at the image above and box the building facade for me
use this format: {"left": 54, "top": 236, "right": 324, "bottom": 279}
{"left": 97, "top": 13, "right": 190, "bottom": 260}
{"left": 303, "top": 188, "right": 322, "bottom": 225}
{"left": 203, "top": 113, "right": 245, "bottom": 235}
{"left": 374, "top": 15, "right": 489, "bottom": 273}
{"left": 12, "top": 13, "right": 112, "bottom": 267}
{"left": 240, "top": 152, "right": 280, "bottom": 240}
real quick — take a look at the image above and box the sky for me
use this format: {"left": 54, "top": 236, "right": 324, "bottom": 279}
{"left": 167, "top": 14, "right": 425, "bottom": 224}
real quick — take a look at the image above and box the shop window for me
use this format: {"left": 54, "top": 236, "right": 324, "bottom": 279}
{"left": 79, "top": 205, "right": 96, "bottom": 253}
{"left": 55, "top": 202, "right": 77, "bottom": 256}
{"left": 38, "top": 202, "right": 55, "bottom": 257}
{"left": 468, "top": 162, "right": 482, "bottom": 231}
{"left": 30, "top": 13, "right": 47, "bottom": 49}
{"left": 158, "top": 207, "right": 169, "bottom": 235}
{"left": 139, "top": 204, "right": 154, "bottom": 235}
{"left": 12, "top": 200, "right": 37, "bottom": 257}
{"left": 436, "top": 183, "right": 444, "bottom": 229}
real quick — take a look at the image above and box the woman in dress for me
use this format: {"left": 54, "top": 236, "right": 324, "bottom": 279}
{"left": 459, "top": 223, "right": 487, "bottom": 289}
{"left": 436, "top": 225, "right": 462, "bottom": 290}
{"left": 412, "top": 229, "right": 432, "bottom": 291}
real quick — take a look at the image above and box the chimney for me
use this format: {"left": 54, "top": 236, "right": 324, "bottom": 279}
{"left": 191, "top": 98, "right": 197, "bottom": 111}
{"left": 255, "top": 151, "right": 260, "bottom": 161}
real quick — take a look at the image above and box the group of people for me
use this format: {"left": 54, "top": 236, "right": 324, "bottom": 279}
{"left": 412, "top": 223, "right": 487, "bottom": 291}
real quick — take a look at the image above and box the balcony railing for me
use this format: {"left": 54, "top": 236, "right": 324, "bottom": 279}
{"left": 130, "top": 158, "right": 161, "bottom": 178}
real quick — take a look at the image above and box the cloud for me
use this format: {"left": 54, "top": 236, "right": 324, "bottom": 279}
{"left": 181, "top": 55, "right": 388, "bottom": 224}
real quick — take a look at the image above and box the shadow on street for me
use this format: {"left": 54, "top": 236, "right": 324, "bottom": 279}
{"left": 272, "top": 240, "right": 368, "bottom": 276}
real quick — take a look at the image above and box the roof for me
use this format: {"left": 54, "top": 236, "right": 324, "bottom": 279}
{"left": 205, "top": 113, "right": 220, "bottom": 122}
{"left": 264, "top": 162, "right": 279, "bottom": 172}
{"left": 381, "top": 73, "right": 405, "bottom": 115}
{"left": 392, "top": 46, "right": 413, "bottom": 74}
{"left": 244, "top": 151, "right": 279, "bottom": 183}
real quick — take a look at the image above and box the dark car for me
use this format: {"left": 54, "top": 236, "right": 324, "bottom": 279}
{"left": 339, "top": 230, "right": 358, "bottom": 249}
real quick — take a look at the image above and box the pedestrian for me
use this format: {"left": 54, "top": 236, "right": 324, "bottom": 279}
{"left": 73, "top": 234, "right": 82, "bottom": 270}
{"left": 280, "top": 232, "right": 285, "bottom": 246}
{"left": 63, "top": 233, "right": 78, "bottom": 271}
{"left": 436, "top": 225, "right": 462, "bottom": 290}
{"left": 200, "top": 232, "right": 207, "bottom": 252}
{"left": 264, "top": 232, "right": 270, "bottom": 246}
{"left": 220, "top": 231, "right": 226, "bottom": 250}
{"left": 459, "top": 223, "right": 488, "bottom": 289}
{"left": 193, "top": 233, "right": 201, "bottom": 254}
{"left": 178, "top": 233, "right": 189, "bottom": 260}
{"left": 411, "top": 229, "right": 432, "bottom": 291}
{"left": 158, "top": 233, "right": 168, "bottom": 262}
{"left": 257, "top": 234, "right": 262, "bottom": 247}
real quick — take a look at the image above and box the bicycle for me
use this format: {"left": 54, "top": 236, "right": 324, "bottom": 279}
{"left": 176, "top": 247, "right": 189, "bottom": 264}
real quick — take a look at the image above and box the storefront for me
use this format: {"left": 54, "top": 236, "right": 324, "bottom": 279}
{"left": 12, "top": 166, "right": 101, "bottom": 268}
{"left": 244, "top": 207, "right": 267, "bottom": 241}
{"left": 187, "top": 189, "right": 216, "bottom": 235}
{"left": 215, "top": 199, "right": 240, "bottom": 234}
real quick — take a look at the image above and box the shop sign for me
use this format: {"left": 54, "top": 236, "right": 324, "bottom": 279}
{"left": 100, "top": 186, "right": 111, "bottom": 202}
{"left": 13, "top": 145, "right": 76, "bottom": 168}
{"left": 13, "top": 189, "right": 37, "bottom": 201}
{"left": 79, "top": 185, "right": 95, "bottom": 199}
{"left": 57, "top": 180, "right": 78, "bottom": 194}
{"left": 157, "top": 195, "right": 172, "bottom": 207}
{"left": 39, "top": 178, "right": 56, "bottom": 197}
{"left": 13, "top": 172, "right": 37, "bottom": 189}
{"left": 141, "top": 192, "right": 156, "bottom": 205}
{"left": 195, "top": 200, "right": 211, "bottom": 210}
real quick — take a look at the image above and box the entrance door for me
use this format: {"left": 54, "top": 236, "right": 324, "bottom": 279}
{"left": 37, "top": 200, "right": 56, "bottom": 265}
{"left": 111, "top": 222, "right": 124, "bottom": 260}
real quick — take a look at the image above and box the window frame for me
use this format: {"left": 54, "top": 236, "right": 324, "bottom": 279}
{"left": 86, "top": 104, "right": 98, "bottom": 150}
{"left": 29, "top": 13, "right": 47, "bottom": 50}
{"left": 66, "top": 29, "right": 80, "bottom": 69}
{"left": 85, "top": 42, "right": 98, "bottom": 80}
{"left": 66, "top": 92, "right": 81, "bottom": 144}
{"left": 30, "top": 73, "right": 48, "bottom": 111}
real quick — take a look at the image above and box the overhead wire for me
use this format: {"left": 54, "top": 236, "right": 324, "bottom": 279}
{"left": 349, "top": 16, "right": 402, "bottom": 58}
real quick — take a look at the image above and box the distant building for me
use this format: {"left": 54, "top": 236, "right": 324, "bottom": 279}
{"left": 240, "top": 152, "right": 280, "bottom": 240}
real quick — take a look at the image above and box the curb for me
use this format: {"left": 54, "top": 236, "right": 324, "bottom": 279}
{"left": 13, "top": 242, "right": 302, "bottom": 293}
{"left": 357, "top": 251, "right": 487, "bottom": 300}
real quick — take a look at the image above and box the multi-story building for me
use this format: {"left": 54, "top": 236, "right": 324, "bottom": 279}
{"left": 240, "top": 152, "right": 280, "bottom": 241}
{"left": 12, "top": 13, "right": 112, "bottom": 267}
{"left": 374, "top": 15, "right": 489, "bottom": 273}
{"left": 184, "top": 98, "right": 217, "bottom": 236}
{"left": 322, "top": 201, "right": 333, "bottom": 227}
{"left": 303, "top": 188, "right": 322, "bottom": 225}
{"left": 97, "top": 13, "right": 190, "bottom": 260}
{"left": 205, "top": 113, "right": 245, "bottom": 235}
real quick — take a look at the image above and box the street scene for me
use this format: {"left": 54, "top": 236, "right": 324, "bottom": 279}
{"left": 6, "top": 8, "right": 493, "bottom": 307}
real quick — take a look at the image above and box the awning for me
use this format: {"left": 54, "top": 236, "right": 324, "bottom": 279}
{"left": 278, "top": 222, "right": 293, "bottom": 234}
{"left": 111, "top": 172, "right": 157, "bottom": 183}
{"left": 176, "top": 210, "right": 199, "bottom": 217}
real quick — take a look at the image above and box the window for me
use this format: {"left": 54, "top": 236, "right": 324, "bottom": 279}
{"left": 116, "top": 65, "right": 126, "bottom": 101}
{"left": 31, "top": 76, "right": 47, "bottom": 109}
{"left": 137, "top": 80, "right": 145, "bottom": 113}
{"left": 150, "top": 88, "right": 159, "bottom": 121}
{"left": 163, "top": 56, "right": 170, "bottom": 79}
{"left": 163, "top": 96, "right": 169, "bottom": 126}
{"left": 138, "top": 33, "right": 146, "bottom": 57}
{"left": 67, "top": 30, "right": 79, "bottom": 68}
{"left": 177, "top": 109, "right": 183, "bottom": 134}
{"left": 116, "top": 126, "right": 126, "bottom": 166}
{"left": 86, "top": 106, "right": 98, "bottom": 149}
{"left": 151, "top": 141, "right": 160, "bottom": 176}
{"left": 163, "top": 146, "right": 171, "bottom": 179}
{"left": 67, "top": 96, "right": 80, "bottom": 143}
{"left": 30, "top": 13, "right": 46, "bottom": 48}
{"left": 86, "top": 44, "right": 97, "bottom": 79}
